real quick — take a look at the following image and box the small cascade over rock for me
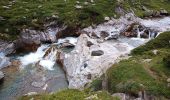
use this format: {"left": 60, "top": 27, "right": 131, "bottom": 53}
{"left": 39, "top": 45, "right": 60, "bottom": 70}
{"left": 123, "top": 23, "right": 158, "bottom": 39}
{"left": 63, "top": 13, "right": 170, "bottom": 89}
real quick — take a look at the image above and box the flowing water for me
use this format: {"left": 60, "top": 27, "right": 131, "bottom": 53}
{"left": 0, "top": 16, "right": 170, "bottom": 99}
{"left": 0, "top": 44, "right": 72, "bottom": 100}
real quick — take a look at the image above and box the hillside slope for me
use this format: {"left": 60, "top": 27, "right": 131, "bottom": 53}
{"left": 0, "top": 0, "right": 170, "bottom": 40}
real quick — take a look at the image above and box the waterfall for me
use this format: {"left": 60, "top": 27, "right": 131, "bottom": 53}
{"left": 148, "top": 31, "right": 151, "bottom": 39}
{"left": 19, "top": 45, "right": 49, "bottom": 66}
{"left": 39, "top": 46, "right": 58, "bottom": 70}
{"left": 137, "top": 26, "right": 141, "bottom": 38}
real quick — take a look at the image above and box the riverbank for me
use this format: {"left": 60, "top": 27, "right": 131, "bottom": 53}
{"left": 0, "top": 0, "right": 170, "bottom": 40}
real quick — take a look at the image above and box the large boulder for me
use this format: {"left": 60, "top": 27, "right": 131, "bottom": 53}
{"left": 21, "top": 28, "right": 58, "bottom": 44}
{"left": 63, "top": 34, "right": 133, "bottom": 89}
{"left": 15, "top": 28, "right": 59, "bottom": 52}
{"left": 91, "top": 50, "right": 104, "bottom": 56}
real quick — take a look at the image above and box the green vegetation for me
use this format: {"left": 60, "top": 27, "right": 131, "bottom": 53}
{"left": 0, "top": 0, "right": 118, "bottom": 40}
{"left": 19, "top": 89, "right": 116, "bottom": 100}
{"left": 132, "top": 32, "right": 170, "bottom": 55}
{"left": 107, "top": 56, "right": 170, "bottom": 98}
{"left": 122, "top": 0, "right": 170, "bottom": 17}
{"left": 1, "top": 0, "right": 170, "bottom": 40}
{"left": 91, "top": 32, "right": 170, "bottom": 99}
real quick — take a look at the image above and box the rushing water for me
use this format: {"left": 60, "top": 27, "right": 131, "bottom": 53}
{"left": 0, "top": 44, "right": 72, "bottom": 100}
{"left": 0, "top": 16, "right": 170, "bottom": 99}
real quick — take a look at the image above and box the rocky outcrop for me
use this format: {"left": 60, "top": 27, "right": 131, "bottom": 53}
{"left": 83, "top": 13, "right": 140, "bottom": 40}
{"left": 122, "top": 23, "right": 158, "bottom": 38}
{"left": 14, "top": 28, "right": 60, "bottom": 52}
{"left": 56, "top": 26, "right": 81, "bottom": 39}
{"left": 21, "top": 27, "right": 61, "bottom": 43}
{"left": 0, "top": 55, "right": 11, "bottom": 69}
{"left": 0, "top": 71, "right": 4, "bottom": 83}
{"left": 0, "top": 41, "right": 15, "bottom": 55}
{"left": 63, "top": 34, "right": 133, "bottom": 89}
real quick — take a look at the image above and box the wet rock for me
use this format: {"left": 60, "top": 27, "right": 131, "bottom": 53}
{"left": 0, "top": 56, "right": 11, "bottom": 69}
{"left": 16, "top": 28, "right": 59, "bottom": 52}
{"left": 11, "top": 60, "right": 21, "bottom": 67}
{"left": 87, "top": 74, "right": 91, "bottom": 79}
{"left": 0, "top": 41, "right": 15, "bottom": 55}
{"left": 56, "top": 26, "right": 81, "bottom": 39}
{"left": 87, "top": 41, "right": 94, "bottom": 47}
{"left": 91, "top": 50, "right": 104, "bottom": 56}
{"left": 21, "top": 28, "right": 58, "bottom": 44}
{"left": 63, "top": 34, "right": 132, "bottom": 89}
{"left": 60, "top": 42, "right": 75, "bottom": 48}
{"left": 91, "top": 32, "right": 99, "bottom": 38}
{"left": 0, "top": 71, "right": 4, "bottom": 83}
{"left": 100, "top": 31, "right": 109, "bottom": 38}
{"left": 160, "top": 9, "right": 169, "bottom": 16}
{"left": 107, "top": 34, "right": 119, "bottom": 40}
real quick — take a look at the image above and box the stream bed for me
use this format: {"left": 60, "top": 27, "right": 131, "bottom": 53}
{"left": 0, "top": 44, "right": 70, "bottom": 100}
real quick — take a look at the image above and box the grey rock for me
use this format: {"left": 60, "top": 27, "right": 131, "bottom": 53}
{"left": 100, "top": 31, "right": 109, "bottom": 38}
{"left": 60, "top": 42, "right": 75, "bottom": 48}
{"left": 108, "top": 34, "right": 119, "bottom": 40}
{"left": 160, "top": 9, "right": 169, "bottom": 16}
{"left": 0, "top": 41, "right": 15, "bottom": 55}
{"left": 0, "top": 56, "right": 11, "bottom": 69}
{"left": 91, "top": 50, "right": 104, "bottom": 56}
{"left": 87, "top": 41, "right": 94, "bottom": 47}
{"left": 0, "top": 71, "right": 4, "bottom": 83}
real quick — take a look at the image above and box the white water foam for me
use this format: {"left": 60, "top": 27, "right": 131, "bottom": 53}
{"left": 57, "top": 37, "right": 78, "bottom": 45}
{"left": 19, "top": 45, "right": 49, "bottom": 66}
{"left": 39, "top": 60, "right": 55, "bottom": 70}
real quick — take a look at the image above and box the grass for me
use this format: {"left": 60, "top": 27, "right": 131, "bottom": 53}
{"left": 106, "top": 57, "right": 170, "bottom": 98}
{"left": 1, "top": 0, "right": 170, "bottom": 40}
{"left": 91, "top": 32, "right": 170, "bottom": 99}
{"left": 132, "top": 31, "right": 170, "bottom": 55}
{"left": 19, "top": 89, "right": 116, "bottom": 100}
{"left": 0, "top": 0, "right": 118, "bottom": 40}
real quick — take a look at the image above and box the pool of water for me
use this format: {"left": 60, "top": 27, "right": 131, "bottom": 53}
{"left": 0, "top": 45, "right": 71, "bottom": 100}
